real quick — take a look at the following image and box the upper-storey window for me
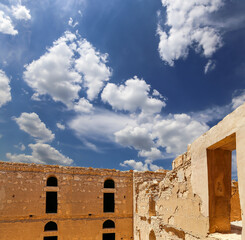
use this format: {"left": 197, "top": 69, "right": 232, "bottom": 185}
{"left": 104, "top": 179, "right": 115, "bottom": 188}
{"left": 47, "top": 176, "right": 58, "bottom": 187}
{"left": 46, "top": 192, "right": 57, "bottom": 213}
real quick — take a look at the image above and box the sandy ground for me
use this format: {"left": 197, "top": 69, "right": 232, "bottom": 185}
{"left": 208, "top": 221, "right": 242, "bottom": 240}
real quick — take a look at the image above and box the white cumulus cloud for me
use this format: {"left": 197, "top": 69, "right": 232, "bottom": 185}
{"left": 6, "top": 143, "right": 73, "bottom": 165}
{"left": 157, "top": 0, "right": 223, "bottom": 66}
{"left": 120, "top": 159, "right": 161, "bottom": 171}
{"left": 14, "top": 112, "right": 55, "bottom": 142}
{"left": 24, "top": 31, "right": 111, "bottom": 108}
{"left": 115, "top": 125, "right": 154, "bottom": 151}
{"left": 138, "top": 147, "right": 163, "bottom": 161}
{"left": 0, "top": 70, "right": 11, "bottom": 108}
{"left": 75, "top": 39, "right": 111, "bottom": 100}
{"left": 74, "top": 97, "right": 94, "bottom": 113}
{"left": 56, "top": 122, "right": 65, "bottom": 130}
{"left": 120, "top": 159, "right": 149, "bottom": 171}
{"left": 0, "top": 10, "right": 18, "bottom": 35}
{"left": 102, "top": 76, "right": 165, "bottom": 114}
{"left": 24, "top": 32, "right": 82, "bottom": 108}
{"left": 153, "top": 113, "right": 209, "bottom": 154}
{"left": 12, "top": 4, "right": 31, "bottom": 20}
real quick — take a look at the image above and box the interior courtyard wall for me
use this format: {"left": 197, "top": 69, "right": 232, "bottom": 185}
{"left": 0, "top": 162, "right": 133, "bottom": 240}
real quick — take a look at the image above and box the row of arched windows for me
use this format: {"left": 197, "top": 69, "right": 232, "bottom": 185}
{"left": 44, "top": 219, "right": 115, "bottom": 231}
{"left": 46, "top": 176, "right": 115, "bottom": 189}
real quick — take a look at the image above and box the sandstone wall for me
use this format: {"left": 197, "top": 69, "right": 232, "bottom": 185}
{"left": 0, "top": 162, "right": 133, "bottom": 240}
{"left": 133, "top": 152, "right": 210, "bottom": 240}
{"left": 231, "top": 181, "right": 242, "bottom": 222}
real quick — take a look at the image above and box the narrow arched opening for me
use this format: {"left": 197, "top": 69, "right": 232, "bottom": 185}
{"left": 104, "top": 179, "right": 115, "bottom": 188}
{"left": 44, "top": 221, "right": 58, "bottom": 231}
{"left": 103, "top": 220, "right": 115, "bottom": 229}
{"left": 47, "top": 176, "right": 58, "bottom": 187}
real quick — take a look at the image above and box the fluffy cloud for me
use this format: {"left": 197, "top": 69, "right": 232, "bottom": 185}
{"left": 12, "top": 4, "right": 31, "bottom": 20}
{"left": 6, "top": 143, "right": 73, "bottom": 165}
{"left": 102, "top": 76, "right": 165, "bottom": 114}
{"left": 115, "top": 125, "right": 154, "bottom": 151}
{"left": 0, "top": 10, "right": 17, "bottom": 35}
{"left": 14, "top": 112, "right": 55, "bottom": 142}
{"left": 0, "top": 70, "right": 11, "bottom": 108}
{"left": 120, "top": 159, "right": 161, "bottom": 171}
{"left": 120, "top": 160, "right": 149, "bottom": 171}
{"left": 56, "top": 122, "right": 65, "bottom": 130}
{"left": 75, "top": 39, "right": 111, "bottom": 100}
{"left": 114, "top": 111, "right": 208, "bottom": 156}
{"left": 138, "top": 147, "right": 163, "bottom": 161}
{"left": 69, "top": 108, "right": 136, "bottom": 142}
{"left": 24, "top": 31, "right": 111, "bottom": 108}
{"left": 24, "top": 32, "right": 82, "bottom": 108}
{"left": 74, "top": 98, "right": 94, "bottom": 113}
{"left": 157, "top": 0, "right": 223, "bottom": 66}
{"left": 204, "top": 59, "right": 216, "bottom": 74}
{"left": 153, "top": 113, "right": 209, "bottom": 154}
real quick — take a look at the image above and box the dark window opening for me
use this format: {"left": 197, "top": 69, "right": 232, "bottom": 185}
{"left": 44, "top": 221, "right": 58, "bottom": 231}
{"left": 103, "top": 193, "right": 114, "bottom": 212}
{"left": 47, "top": 177, "right": 58, "bottom": 186}
{"left": 46, "top": 192, "right": 57, "bottom": 213}
{"left": 103, "top": 220, "right": 115, "bottom": 229}
{"left": 103, "top": 233, "right": 115, "bottom": 240}
{"left": 43, "top": 237, "right": 57, "bottom": 240}
{"left": 104, "top": 179, "right": 115, "bottom": 188}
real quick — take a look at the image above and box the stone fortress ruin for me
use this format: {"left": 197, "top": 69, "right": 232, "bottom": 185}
{"left": 0, "top": 103, "right": 245, "bottom": 240}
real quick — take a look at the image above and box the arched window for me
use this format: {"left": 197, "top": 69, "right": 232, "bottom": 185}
{"left": 47, "top": 176, "right": 58, "bottom": 187}
{"left": 103, "top": 220, "right": 115, "bottom": 229}
{"left": 104, "top": 179, "right": 114, "bottom": 188}
{"left": 44, "top": 221, "right": 58, "bottom": 231}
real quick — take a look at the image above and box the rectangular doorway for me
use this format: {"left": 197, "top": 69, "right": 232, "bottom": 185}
{"left": 44, "top": 237, "right": 57, "bottom": 240}
{"left": 103, "top": 233, "right": 115, "bottom": 240}
{"left": 207, "top": 133, "right": 238, "bottom": 233}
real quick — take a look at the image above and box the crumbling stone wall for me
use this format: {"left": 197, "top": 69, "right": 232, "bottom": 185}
{"left": 231, "top": 181, "right": 242, "bottom": 222}
{"left": 134, "top": 150, "right": 210, "bottom": 240}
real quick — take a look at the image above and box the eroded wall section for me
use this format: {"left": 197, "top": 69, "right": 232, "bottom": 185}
{"left": 134, "top": 150, "right": 209, "bottom": 240}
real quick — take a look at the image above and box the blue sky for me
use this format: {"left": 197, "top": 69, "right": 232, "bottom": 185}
{"left": 0, "top": 0, "right": 244, "bottom": 175}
